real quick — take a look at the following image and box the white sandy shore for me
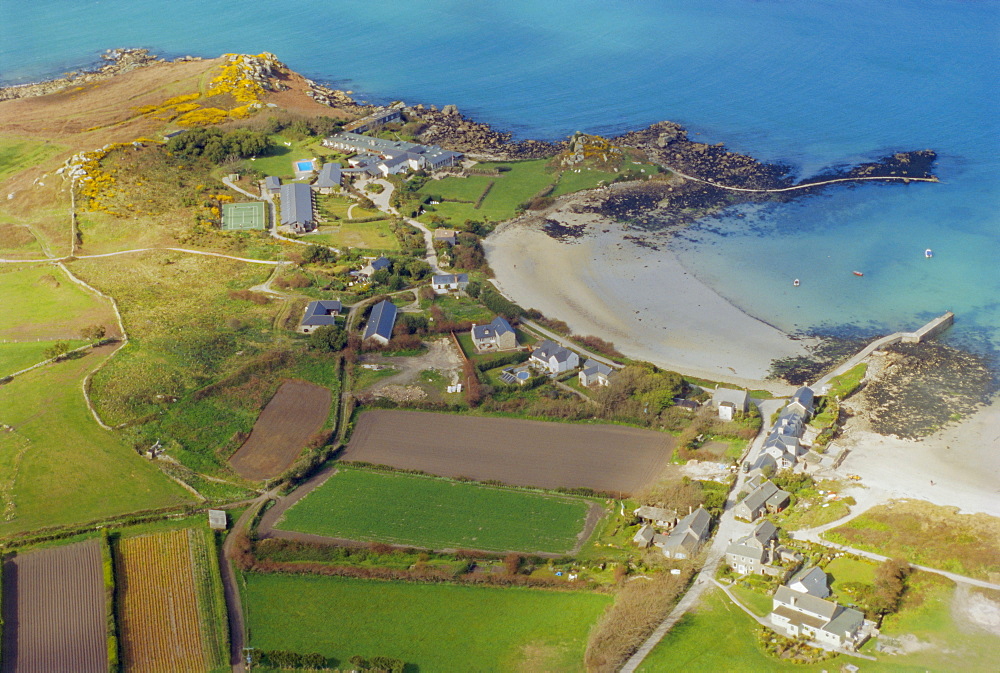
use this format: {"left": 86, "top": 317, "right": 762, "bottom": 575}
{"left": 484, "top": 212, "right": 809, "bottom": 389}
{"left": 834, "top": 397, "right": 1000, "bottom": 517}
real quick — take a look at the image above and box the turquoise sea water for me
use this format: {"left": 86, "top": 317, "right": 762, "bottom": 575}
{"left": 2, "top": 1, "right": 997, "bottom": 354}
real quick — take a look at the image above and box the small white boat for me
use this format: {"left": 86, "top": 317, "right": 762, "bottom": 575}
{"left": 793, "top": 279, "right": 800, "bottom": 287}
{"left": 925, "top": 248, "right": 934, "bottom": 258}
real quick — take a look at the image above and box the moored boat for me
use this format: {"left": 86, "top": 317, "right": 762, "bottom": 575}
{"left": 852, "top": 271, "right": 864, "bottom": 277}
{"left": 925, "top": 248, "right": 933, "bottom": 258}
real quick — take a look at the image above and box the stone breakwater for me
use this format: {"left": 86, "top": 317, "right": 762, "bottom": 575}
{"left": 0, "top": 48, "right": 162, "bottom": 101}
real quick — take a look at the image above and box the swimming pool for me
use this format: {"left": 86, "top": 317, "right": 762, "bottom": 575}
{"left": 295, "top": 160, "right": 314, "bottom": 172}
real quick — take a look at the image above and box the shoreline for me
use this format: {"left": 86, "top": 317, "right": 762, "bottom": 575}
{"left": 485, "top": 203, "right": 811, "bottom": 389}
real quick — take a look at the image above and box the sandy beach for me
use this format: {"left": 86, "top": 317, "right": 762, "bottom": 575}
{"left": 485, "top": 210, "right": 809, "bottom": 388}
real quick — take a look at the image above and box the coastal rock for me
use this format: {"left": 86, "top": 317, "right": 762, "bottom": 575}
{"left": 0, "top": 48, "right": 158, "bottom": 101}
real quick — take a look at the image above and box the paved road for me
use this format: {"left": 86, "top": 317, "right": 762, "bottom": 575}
{"left": 362, "top": 179, "right": 442, "bottom": 274}
{"left": 518, "top": 318, "right": 621, "bottom": 370}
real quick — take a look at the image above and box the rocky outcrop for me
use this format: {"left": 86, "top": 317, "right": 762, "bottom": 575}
{"left": 0, "top": 49, "right": 160, "bottom": 101}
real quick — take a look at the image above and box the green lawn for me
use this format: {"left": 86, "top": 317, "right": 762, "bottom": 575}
{"left": 243, "top": 573, "right": 612, "bottom": 672}
{"left": 245, "top": 136, "right": 340, "bottom": 178}
{"left": 0, "top": 339, "right": 87, "bottom": 376}
{"left": 301, "top": 220, "right": 399, "bottom": 251}
{"left": 0, "top": 348, "right": 192, "bottom": 535}
{"left": 276, "top": 468, "right": 593, "bottom": 553}
{"left": 639, "top": 588, "right": 930, "bottom": 672}
{"left": 0, "top": 264, "right": 117, "bottom": 341}
{"left": 433, "top": 294, "right": 494, "bottom": 323}
{"left": 419, "top": 160, "right": 555, "bottom": 225}
{"left": 728, "top": 582, "right": 774, "bottom": 617}
{"left": 824, "top": 555, "right": 876, "bottom": 600}
{"left": 0, "top": 135, "right": 66, "bottom": 184}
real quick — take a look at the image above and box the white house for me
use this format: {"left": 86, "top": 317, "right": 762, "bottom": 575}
{"left": 713, "top": 387, "right": 750, "bottom": 420}
{"left": 770, "top": 586, "right": 869, "bottom": 651}
{"left": 431, "top": 273, "right": 469, "bottom": 294}
{"left": 579, "top": 358, "right": 614, "bottom": 387}
{"left": 530, "top": 340, "right": 579, "bottom": 375}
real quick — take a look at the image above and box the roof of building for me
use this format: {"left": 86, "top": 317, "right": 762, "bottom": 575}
{"left": 633, "top": 525, "right": 655, "bottom": 545}
{"left": 302, "top": 300, "right": 343, "bottom": 326}
{"left": 315, "top": 163, "right": 342, "bottom": 189}
{"left": 581, "top": 358, "right": 614, "bottom": 378}
{"left": 532, "top": 340, "right": 576, "bottom": 364}
{"left": 713, "top": 387, "right": 749, "bottom": 410}
{"left": 750, "top": 520, "right": 778, "bottom": 545}
{"left": 726, "top": 540, "right": 767, "bottom": 563}
{"left": 789, "top": 386, "right": 815, "bottom": 413}
{"left": 774, "top": 586, "right": 839, "bottom": 620}
{"left": 363, "top": 300, "right": 398, "bottom": 341}
{"left": 789, "top": 566, "right": 830, "bottom": 598}
{"left": 742, "top": 480, "right": 780, "bottom": 512}
{"left": 472, "top": 316, "right": 514, "bottom": 341}
{"left": 667, "top": 507, "right": 711, "bottom": 544}
{"left": 264, "top": 176, "right": 281, "bottom": 189}
{"left": 370, "top": 256, "right": 391, "bottom": 271}
{"left": 824, "top": 606, "right": 864, "bottom": 637}
{"left": 279, "top": 182, "right": 313, "bottom": 226}
{"left": 433, "top": 228, "right": 456, "bottom": 239}
{"left": 432, "top": 273, "right": 469, "bottom": 285}
{"left": 208, "top": 509, "right": 227, "bottom": 529}
{"left": 766, "top": 489, "right": 791, "bottom": 508}
{"left": 634, "top": 505, "right": 677, "bottom": 523}
{"left": 771, "top": 604, "right": 829, "bottom": 632}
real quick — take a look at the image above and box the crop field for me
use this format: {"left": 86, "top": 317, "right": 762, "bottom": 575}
{"left": 341, "top": 410, "right": 674, "bottom": 494}
{"left": 117, "top": 529, "right": 215, "bottom": 673}
{"left": 0, "top": 264, "right": 118, "bottom": 341}
{"left": 275, "top": 468, "right": 593, "bottom": 553}
{"left": 230, "top": 379, "right": 332, "bottom": 480}
{"left": 0, "top": 346, "right": 191, "bottom": 535}
{"left": 0, "top": 339, "right": 87, "bottom": 376}
{"left": 243, "top": 573, "right": 612, "bottom": 672}
{"left": 1, "top": 539, "right": 107, "bottom": 673}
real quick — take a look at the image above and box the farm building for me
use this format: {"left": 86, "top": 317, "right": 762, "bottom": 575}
{"left": 363, "top": 300, "right": 398, "bottom": 345}
{"left": 314, "top": 163, "right": 343, "bottom": 193}
{"left": 299, "top": 300, "right": 343, "bottom": 333}
{"left": 208, "top": 510, "right": 227, "bottom": 530}
{"left": 279, "top": 182, "right": 315, "bottom": 232}
{"left": 471, "top": 316, "right": 517, "bottom": 352}
{"left": 431, "top": 273, "right": 469, "bottom": 294}
{"left": 221, "top": 201, "right": 267, "bottom": 231}
{"left": 634, "top": 505, "right": 678, "bottom": 528}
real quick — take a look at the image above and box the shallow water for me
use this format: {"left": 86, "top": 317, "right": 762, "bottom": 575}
{"left": 3, "top": 0, "right": 997, "bottom": 353}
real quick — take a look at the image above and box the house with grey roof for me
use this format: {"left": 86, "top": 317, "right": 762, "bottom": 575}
{"left": 725, "top": 520, "right": 798, "bottom": 579}
{"left": 344, "top": 107, "right": 404, "bottom": 133}
{"left": 432, "top": 228, "right": 457, "bottom": 246}
{"left": 734, "top": 479, "right": 790, "bottom": 522}
{"left": 313, "top": 163, "right": 343, "bottom": 193}
{"left": 298, "top": 300, "right": 343, "bottom": 334}
{"left": 661, "top": 506, "right": 712, "bottom": 559}
{"left": 263, "top": 175, "right": 282, "bottom": 194}
{"left": 431, "top": 273, "right": 469, "bottom": 294}
{"left": 360, "top": 256, "right": 392, "bottom": 278}
{"left": 633, "top": 505, "right": 678, "bottom": 528}
{"left": 279, "top": 182, "right": 315, "bottom": 232}
{"left": 786, "top": 386, "right": 815, "bottom": 419}
{"left": 471, "top": 317, "right": 517, "bottom": 352}
{"left": 322, "top": 132, "right": 463, "bottom": 174}
{"left": 713, "top": 387, "right": 750, "bottom": 420}
{"left": 579, "top": 359, "right": 614, "bottom": 387}
{"left": 633, "top": 525, "right": 656, "bottom": 548}
{"left": 788, "top": 566, "right": 830, "bottom": 598}
{"left": 530, "top": 340, "right": 580, "bottom": 375}
{"left": 770, "top": 585, "right": 870, "bottom": 651}
{"left": 363, "top": 300, "right": 398, "bottom": 345}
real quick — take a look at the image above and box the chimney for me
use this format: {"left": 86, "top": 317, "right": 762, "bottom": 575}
{"left": 689, "top": 505, "right": 692, "bottom": 515}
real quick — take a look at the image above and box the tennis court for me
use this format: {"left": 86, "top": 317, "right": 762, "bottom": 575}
{"left": 222, "top": 201, "right": 267, "bottom": 230}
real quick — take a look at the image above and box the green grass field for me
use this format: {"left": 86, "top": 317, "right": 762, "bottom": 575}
{"left": 301, "top": 220, "right": 399, "bottom": 251}
{"left": 0, "top": 136, "right": 66, "bottom": 184}
{"left": 728, "top": 582, "right": 774, "bottom": 618}
{"left": 0, "top": 264, "right": 117, "bottom": 341}
{"left": 0, "top": 339, "right": 87, "bottom": 376}
{"left": 243, "top": 573, "right": 612, "bottom": 672}
{"left": 825, "top": 555, "right": 876, "bottom": 598}
{"left": 276, "top": 468, "right": 593, "bottom": 553}
{"left": 0, "top": 347, "right": 192, "bottom": 535}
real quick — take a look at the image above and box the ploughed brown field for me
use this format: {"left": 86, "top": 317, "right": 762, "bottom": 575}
{"left": 230, "top": 379, "right": 332, "bottom": 480}
{"left": 340, "top": 410, "right": 675, "bottom": 494}
{"left": 1, "top": 539, "right": 106, "bottom": 673}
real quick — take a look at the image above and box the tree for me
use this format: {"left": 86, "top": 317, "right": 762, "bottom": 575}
{"left": 43, "top": 341, "right": 71, "bottom": 360}
{"left": 308, "top": 325, "right": 347, "bottom": 352}
{"left": 79, "top": 324, "right": 106, "bottom": 342}
{"left": 302, "top": 244, "right": 336, "bottom": 264}
{"left": 870, "top": 557, "right": 910, "bottom": 616}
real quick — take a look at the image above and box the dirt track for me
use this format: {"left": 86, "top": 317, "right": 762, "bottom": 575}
{"left": 340, "top": 410, "right": 675, "bottom": 494}
{"left": 1, "top": 539, "right": 106, "bottom": 673}
{"left": 229, "top": 379, "right": 332, "bottom": 480}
